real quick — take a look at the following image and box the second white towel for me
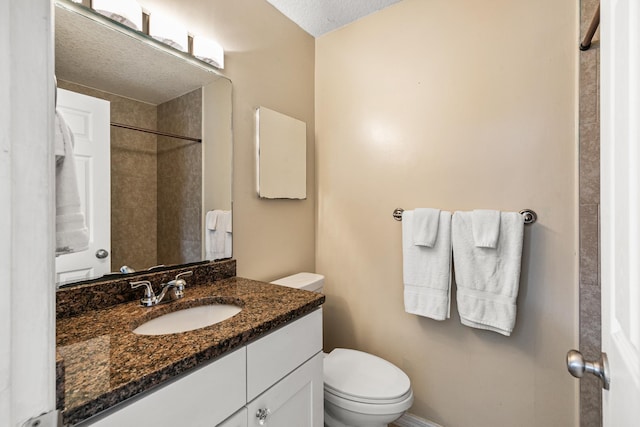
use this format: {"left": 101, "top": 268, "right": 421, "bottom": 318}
{"left": 402, "top": 209, "right": 452, "bottom": 320}
{"left": 452, "top": 211, "right": 524, "bottom": 336}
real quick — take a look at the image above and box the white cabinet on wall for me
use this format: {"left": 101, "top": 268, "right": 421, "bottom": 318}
{"left": 79, "top": 309, "right": 323, "bottom": 427}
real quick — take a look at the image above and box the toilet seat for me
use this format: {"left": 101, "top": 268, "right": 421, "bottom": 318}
{"left": 325, "top": 386, "right": 413, "bottom": 405}
{"left": 325, "top": 387, "right": 414, "bottom": 417}
{"left": 324, "top": 348, "right": 412, "bottom": 405}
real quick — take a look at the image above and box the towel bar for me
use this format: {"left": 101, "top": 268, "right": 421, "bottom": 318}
{"left": 392, "top": 208, "right": 537, "bottom": 225}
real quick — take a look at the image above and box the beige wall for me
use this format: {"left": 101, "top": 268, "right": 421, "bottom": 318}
{"left": 315, "top": 1, "right": 578, "bottom": 426}
{"left": 139, "top": 0, "right": 317, "bottom": 280}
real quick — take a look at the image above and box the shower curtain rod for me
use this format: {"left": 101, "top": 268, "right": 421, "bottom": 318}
{"left": 110, "top": 122, "right": 202, "bottom": 143}
{"left": 580, "top": 3, "right": 600, "bottom": 51}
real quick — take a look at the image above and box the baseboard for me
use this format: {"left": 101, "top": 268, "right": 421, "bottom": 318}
{"left": 395, "top": 412, "right": 444, "bottom": 427}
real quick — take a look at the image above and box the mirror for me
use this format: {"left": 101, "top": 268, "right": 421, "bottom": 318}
{"left": 54, "top": 0, "right": 232, "bottom": 286}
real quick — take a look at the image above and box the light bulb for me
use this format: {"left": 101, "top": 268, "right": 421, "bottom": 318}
{"left": 92, "top": 0, "right": 142, "bottom": 31}
{"left": 193, "top": 36, "right": 224, "bottom": 69}
{"left": 148, "top": 11, "right": 188, "bottom": 52}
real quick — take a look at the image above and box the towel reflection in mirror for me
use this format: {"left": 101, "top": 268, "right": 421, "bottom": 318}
{"left": 55, "top": 111, "right": 89, "bottom": 255}
{"left": 206, "top": 210, "right": 232, "bottom": 260}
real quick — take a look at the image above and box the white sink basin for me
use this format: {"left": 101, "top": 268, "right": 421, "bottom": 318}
{"left": 133, "top": 304, "right": 242, "bottom": 335}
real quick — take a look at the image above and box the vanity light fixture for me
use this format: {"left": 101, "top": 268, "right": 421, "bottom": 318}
{"left": 148, "top": 10, "right": 189, "bottom": 52}
{"left": 63, "top": 0, "right": 223, "bottom": 69}
{"left": 91, "top": 0, "right": 143, "bottom": 31}
{"left": 192, "top": 35, "right": 225, "bottom": 70}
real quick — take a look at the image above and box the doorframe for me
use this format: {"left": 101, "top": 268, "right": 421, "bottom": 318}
{"left": 577, "top": 0, "right": 603, "bottom": 425}
{"left": 0, "top": 0, "right": 56, "bottom": 425}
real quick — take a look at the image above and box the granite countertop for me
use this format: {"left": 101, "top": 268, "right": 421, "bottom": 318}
{"left": 56, "top": 276, "right": 325, "bottom": 426}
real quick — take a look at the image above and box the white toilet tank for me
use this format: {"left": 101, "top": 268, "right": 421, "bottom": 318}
{"left": 270, "top": 272, "right": 324, "bottom": 293}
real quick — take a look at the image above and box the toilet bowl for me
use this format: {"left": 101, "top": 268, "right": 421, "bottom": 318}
{"left": 271, "top": 273, "right": 414, "bottom": 427}
{"left": 323, "top": 348, "right": 414, "bottom": 427}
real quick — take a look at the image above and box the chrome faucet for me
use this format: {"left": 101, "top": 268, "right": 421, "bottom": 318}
{"left": 130, "top": 271, "right": 193, "bottom": 307}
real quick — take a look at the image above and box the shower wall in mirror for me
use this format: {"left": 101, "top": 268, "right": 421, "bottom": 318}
{"left": 54, "top": 0, "right": 232, "bottom": 286}
{"left": 157, "top": 90, "right": 203, "bottom": 265}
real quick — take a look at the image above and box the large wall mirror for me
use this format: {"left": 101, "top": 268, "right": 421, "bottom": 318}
{"left": 54, "top": 0, "right": 232, "bottom": 287}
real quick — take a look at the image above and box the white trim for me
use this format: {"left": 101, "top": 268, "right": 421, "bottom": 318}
{"left": 395, "top": 412, "right": 444, "bottom": 427}
{"left": 0, "top": 0, "right": 56, "bottom": 425}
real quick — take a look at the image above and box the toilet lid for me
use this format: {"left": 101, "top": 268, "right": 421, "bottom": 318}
{"left": 324, "top": 348, "right": 411, "bottom": 402}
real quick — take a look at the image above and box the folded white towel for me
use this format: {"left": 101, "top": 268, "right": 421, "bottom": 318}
{"left": 471, "top": 209, "right": 501, "bottom": 248}
{"left": 205, "top": 210, "right": 232, "bottom": 260}
{"left": 55, "top": 112, "right": 89, "bottom": 255}
{"left": 206, "top": 210, "right": 218, "bottom": 230}
{"left": 402, "top": 209, "right": 452, "bottom": 320}
{"left": 412, "top": 208, "right": 441, "bottom": 247}
{"left": 452, "top": 211, "right": 524, "bottom": 336}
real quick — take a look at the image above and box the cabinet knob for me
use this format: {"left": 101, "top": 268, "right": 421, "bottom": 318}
{"left": 256, "top": 408, "right": 270, "bottom": 425}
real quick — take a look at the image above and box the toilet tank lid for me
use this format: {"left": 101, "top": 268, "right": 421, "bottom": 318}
{"left": 270, "top": 272, "right": 324, "bottom": 291}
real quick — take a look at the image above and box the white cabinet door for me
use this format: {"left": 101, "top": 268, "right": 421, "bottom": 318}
{"left": 247, "top": 309, "right": 322, "bottom": 401}
{"left": 246, "top": 352, "right": 323, "bottom": 427}
{"left": 55, "top": 88, "right": 111, "bottom": 284}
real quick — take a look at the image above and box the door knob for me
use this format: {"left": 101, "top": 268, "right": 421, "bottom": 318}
{"left": 95, "top": 249, "right": 109, "bottom": 259}
{"left": 566, "top": 349, "right": 610, "bottom": 390}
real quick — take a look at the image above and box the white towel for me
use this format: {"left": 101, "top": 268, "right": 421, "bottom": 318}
{"left": 206, "top": 210, "right": 218, "bottom": 230}
{"left": 471, "top": 209, "right": 501, "bottom": 248}
{"left": 55, "top": 112, "right": 89, "bottom": 255}
{"left": 412, "top": 208, "right": 441, "bottom": 247}
{"left": 205, "top": 210, "right": 232, "bottom": 260}
{"left": 452, "top": 211, "right": 524, "bottom": 336}
{"left": 402, "top": 209, "right": 452, "bottom": 320}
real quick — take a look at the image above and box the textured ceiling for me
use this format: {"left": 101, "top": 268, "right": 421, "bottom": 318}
{"left": 264, "top": 0, "right": 403, "bottom": 37}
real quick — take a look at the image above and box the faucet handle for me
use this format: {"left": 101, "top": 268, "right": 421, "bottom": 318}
{"left": 173, "top": 271, "right": 193, "bottom": 295}
{"left": 173, "top": 271, "right": 193, "bottom": 288}
{"left": 130, "top": 280, "right": 156, "bottom": 306}
{"left": 175, "top": 271, "right": 193, "bottom": 281}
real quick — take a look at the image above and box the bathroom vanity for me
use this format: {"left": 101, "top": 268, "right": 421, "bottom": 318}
{"left": 56, "top": 260, "right": 325, "bottom": 426}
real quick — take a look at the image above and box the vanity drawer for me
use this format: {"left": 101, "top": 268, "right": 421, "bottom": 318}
{"left": 82, "top": 348, "right": 246, "bottom": 427}
{"left": 246, "top": 308, "right": 322, "bottom": 401}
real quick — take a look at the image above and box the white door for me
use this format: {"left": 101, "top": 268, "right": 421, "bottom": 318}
{"left": 601, "top": 0, "right": 640, "bottom": 425}
{"left": 55, "top": 89, "right": 111, "bottom": 285}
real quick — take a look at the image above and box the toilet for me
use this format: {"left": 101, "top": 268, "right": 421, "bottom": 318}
{"left": 271, "top": 273, "right": 414, "bottom": 427}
